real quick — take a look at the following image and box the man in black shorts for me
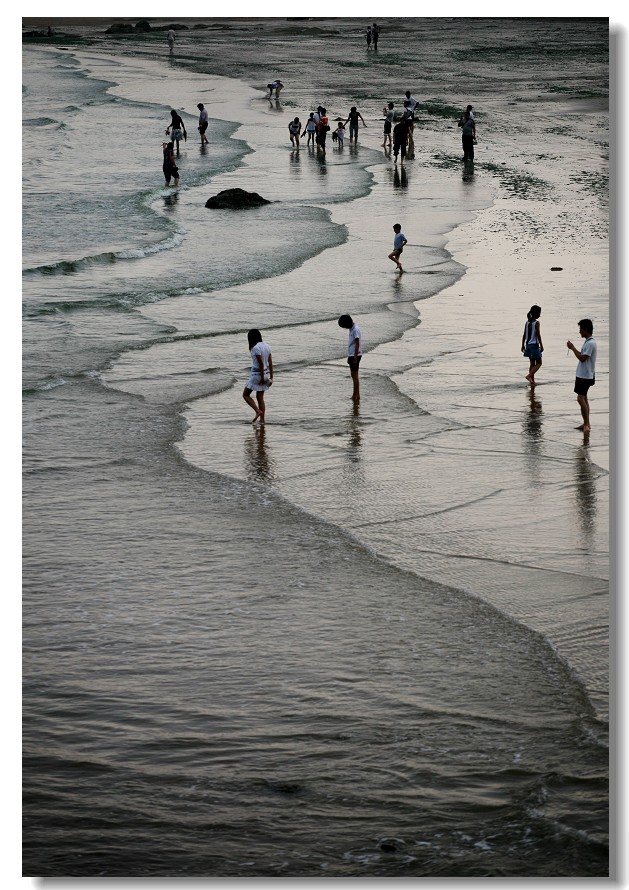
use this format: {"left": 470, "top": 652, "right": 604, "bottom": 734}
{"left": 567, "top": 318, "right": 597, "bottom": 433}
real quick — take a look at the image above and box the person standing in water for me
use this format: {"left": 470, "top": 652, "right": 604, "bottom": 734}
{"left": 243, "top": 329, "right": 273, "bottom": 423}
{"left": 458, "top": 108, "right": 476, "bottom": 162}
{"left": 567, "top": 318, "right": 597, "bottom": 433}
{"left": 167, "top": 28, "right": 176, "bottom": 52}
{"left": 344, "top": 106, "right": 367, "bottom": 142}
{"left": 382, "top": 102, "right": 394, "bottom": 149}
{"left": 372, "top": 23, "right": 380, "bottom": 49}
{"left": 521, "top": 304, "right": 544, "bottom": 384}
{"left": 366, "top": 26, "right": 372, "bottom": 49}
{"left": 288, "top": 117, "right": 301, "bottom": 147}
{"left": 165, "top": 109, "right": 187, "bottom": 154}
{"left": 388, "top": 223, "right": 407, "bottom": 273}
{"left": 338, "top": 315, "right": 362, "bottom": 403}
{"left": 162, "top": 141, "right": 179, "bottom": 187}
{"left": 197, "top": 103, "right": 209, "bottom": 144}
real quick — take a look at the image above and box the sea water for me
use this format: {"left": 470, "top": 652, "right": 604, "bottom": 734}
{"left": 22, "top": 18, "right": 609, "bottom": 878}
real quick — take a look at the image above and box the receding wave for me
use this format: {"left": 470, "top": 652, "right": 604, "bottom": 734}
{"left": 22, "top": 233, "right": 185, "bottom": 279}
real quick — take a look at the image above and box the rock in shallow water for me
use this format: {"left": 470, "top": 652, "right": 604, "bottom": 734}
{"left": 205, "top": 188, "right": 271, "bottom": 209}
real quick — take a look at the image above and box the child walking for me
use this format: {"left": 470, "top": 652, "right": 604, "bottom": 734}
{"left": 388, "top": 223, "right": 407, "bottom": 273}
{"left": 521, "top": 304, "right": 543, "bottom": 384}
{"left": 302, "top": 113, "right": 317, "bottom": 146}
{"left": 334, "top": 120, "right": 345, "bottom": 148}
{"left": 288, "top": 117, "right": 301, "bottom": 147}
{"left": 243, "top": 329, "right": 273, "bottom": 423}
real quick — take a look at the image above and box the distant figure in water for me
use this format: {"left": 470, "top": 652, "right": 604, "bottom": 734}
{"left": 458, "top": 108, "right": 476, "bottom": 162}
{"left": 392, "top": 117, "right": 409, "bottom": 164}
{"left": 47, "top": 24, "right": 53, "bottom": 37}
{"left": 366, "top": 26, "right": 373, "bottom": 48}
{"left": 197, "top": 103, "right": 209, "bottom": 144}
{"left": 162, "top": 141, "right": 179, "bottom": 187}
{"left": 243, "top": 329, "right": 273, "bottom": 423}
{"left": 522, "top": 304, "right": 544, "bottom": 385}
{"left": 567, "top": 318, "right": 597, "bottom": 433}
{"left": 167, "top": 28, "right": 176, "bottom": 52}
{"left": 338, "top": 315, "right": 362, "bottom": 402}
{"left": 344, "top": 106, "right": 367, "bottom": 142}
{"left": 388, "top": 223, "right": 407, "bottom": 273}
{"left": 382, "top": 101, "right": 394, "bottom": 149}
{"left": 268, "top": 80, "right": 283, "bottom": 99}
{"left": 165, "top": 109, "right": 187, "bottom": 154}
{"left": 372, "top": 23, "right": 380, "bottom": 49}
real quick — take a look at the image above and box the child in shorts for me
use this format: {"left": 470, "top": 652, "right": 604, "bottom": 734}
{"left": 388, "top": 223, "right": 407, "bottom": 273}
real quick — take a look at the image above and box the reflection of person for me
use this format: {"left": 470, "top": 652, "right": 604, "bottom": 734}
{"left": 165, "top": 109, "right": 187, "bottom": 154}
{"left": 167, "top": 28, "right": 176, "bottom": 52}
{"left": 243, "top": 329, "right": 273, "bottom": 423}
{"left": 388, "top": 223, "right": 407, "bottom": 273}
{"left": 338, "top": 314, "right": 362, "bottom": 402}
{"left": 521, "top": 304, "right": 544, "bottom": 384}
{"left": 458, "top": 109, "right": 476, "bottom": 162}
{"left": 162, "top": 141, "right": 179, "bottom": 186}
{"left": 197, "top": 103, "right": 209, "bottom": 144}
{"left": 567, "top": 318, "right": 597, "bottom": 433}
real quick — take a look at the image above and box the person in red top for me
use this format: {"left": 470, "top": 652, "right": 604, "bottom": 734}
{"left": 316, "top": 107, "right": 329, "bottom": 153}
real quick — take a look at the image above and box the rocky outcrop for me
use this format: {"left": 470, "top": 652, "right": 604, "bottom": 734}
{"left": 105, "top": 23, "right": 134, "bottom": 34}
{"left": 205, "top": 189, "right": 271, "bottom": 209}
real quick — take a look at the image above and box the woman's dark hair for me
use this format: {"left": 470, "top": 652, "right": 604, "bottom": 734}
{"left": 527, "top": 304, "right": 542, "bottom": 320}
{"left": 338, "top": 315, "right": 353, "bottom": 329}
{"left": 247, "top": 328, "right": 262, "bottom": 349}
{"left": 170, "top": 109, "right": 178, "bottom": 118}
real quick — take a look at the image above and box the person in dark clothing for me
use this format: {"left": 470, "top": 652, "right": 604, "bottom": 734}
{"left": 162, "top": 141, "right": 179, "bottom": 186}
{"left": 393, "top": 117, "right": 409, "bottom": 164}
{"left": 458, "top": 109, "right": 476, "bottom": 162}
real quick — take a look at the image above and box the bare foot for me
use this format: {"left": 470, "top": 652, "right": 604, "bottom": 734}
{"left": 575, "top": 424, "right": 585, "bottom": 430}
{"left": 525, "top": 374, "right": 533, "bottom": 382}
{"left": 582, "top": 425, "right": 590, "bottom": 433}
{"left": 252, "top": 411, "right": 262, "bottom": 423}
{"left": 398, "top": 267, "right": 404, "bottom": 274}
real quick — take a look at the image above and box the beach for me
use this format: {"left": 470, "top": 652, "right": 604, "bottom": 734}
{"left": 22, "top": 17, "right": 609, "bottom": 878}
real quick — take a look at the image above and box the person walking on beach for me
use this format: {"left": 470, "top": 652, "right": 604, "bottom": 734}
{"left": 392, "top": 117, "right": 409, "bottom": 164}
{"left": 388, "top": 223, "right": 407, "bottom": 273}
{"left": 162, "top": 141, "right": 179, "bottom": 187}
{"left": 521, "top": 304, "right": 544, "bottom": 384}
{"left": 243, "top": 329, "right": 273, "bottom": 423}
{"left": 302, "top": 113, "right": 317, "bottom": 146}
{"left": 458, "top": 108, "right": 476, "bottom": 162}
{"left": 366, "top": 26, "right": 373, "bottom": 49}
{"left": 197, "top": 103, "right": 209, "bottom": 144}
{"left": 567, "top": 318, "right": 597, "bottom": 433}
{"left": 372, "top": 23, "right": 380, "bottom": 49}
{"left": 288, "top": 116, "right": 301, "bottom": 147}
{"left": 338, "top": 315, "right": 362, "bottom": 403}
{"left": 404, "top": 90, "right": 418, "bottom": 115}
{"left": 344, "top": 106, "right": 367, "bottom": 142}
{"left": 333, "top": 120, "right": 346, "bottom": 148}
{"left": 167, "top": 28, "right": 176, "bottom": 52}
{"left": 382, "top": 102, "right": 394, "bottom": 149}
{"left": 165, "top": 109, "right": 187, "bottom": 154}
{"left": 316, "top": 107, "right": 329, "bottom": 153}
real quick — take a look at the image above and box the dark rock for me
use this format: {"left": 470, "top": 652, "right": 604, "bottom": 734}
{"left": 106, "top": 23, "right": 134, "bottom": 34}
{"left": 168, "top": 23, "right": 189, "bottom": 30}
{"left": 193, "top": 23, "right": 210, "bottom": 29}
{"left": 550, "top": 266, "right": 563, "bottom": 271}
{"left": 205, "top": 188, "right": 271, "bottom": 209}
{"left": 134, "top": 21, "right": 152, "bottom": 33}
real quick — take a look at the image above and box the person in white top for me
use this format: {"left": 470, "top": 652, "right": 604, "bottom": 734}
{"left": 243, "top": 329, "right": 273, "bottom": 423}
{"left": 338, "top": 314, "right": 362, "bottom": 402}
{"left": 167, "top": 29, "right": 176, "bottom": 52}
{"left": 567, "top": 318, "right": 597, "bottom": 433}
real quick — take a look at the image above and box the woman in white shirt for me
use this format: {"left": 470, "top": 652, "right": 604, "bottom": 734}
{"left": 243, "top": 329, "right": 273, "bottom": 423}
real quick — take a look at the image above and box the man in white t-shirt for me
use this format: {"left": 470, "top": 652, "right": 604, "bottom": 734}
{"left": 567, "top": 318, "right": 597, "bottom": 433}
{"left": 167, "top": 29, "right": 176, "bottom": 52}
{"left": 338, "top": 314, "right": 362, "bottom": 402}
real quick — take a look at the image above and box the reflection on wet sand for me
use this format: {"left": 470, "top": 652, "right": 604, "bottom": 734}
{"left": 574, "top": 440, "right": 598, "bottom": 542}
{"left": 244, "top": 424, "right": 276, "bottom": 482}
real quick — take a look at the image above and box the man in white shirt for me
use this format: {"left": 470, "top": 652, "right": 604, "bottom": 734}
{"left": 167, "top": 29, "right": 176, "bottom": 52}
{"left": 338, "top": 314, "right": 362, "bottom": 402}
{"left": 567, "top": 318, "right": 597, "bottom": 433}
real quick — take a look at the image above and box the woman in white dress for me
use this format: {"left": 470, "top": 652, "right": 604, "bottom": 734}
{"left": 243, "top": 329, "right": 273, "bottom": 423}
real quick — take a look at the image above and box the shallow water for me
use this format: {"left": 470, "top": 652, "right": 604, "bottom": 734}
{"left": 22, "top": 17, "right": 609, "bottom": 878}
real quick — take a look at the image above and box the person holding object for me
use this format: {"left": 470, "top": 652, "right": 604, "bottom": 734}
{"left": 165, "top": 109, "right": 187, "bottom": 154}
{"left": 567, "top": 319, "right": 597, "bottom": 433}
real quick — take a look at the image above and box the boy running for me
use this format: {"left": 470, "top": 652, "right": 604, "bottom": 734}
{"left": 388, "top": 223, "right": 407, "bottom": 273}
